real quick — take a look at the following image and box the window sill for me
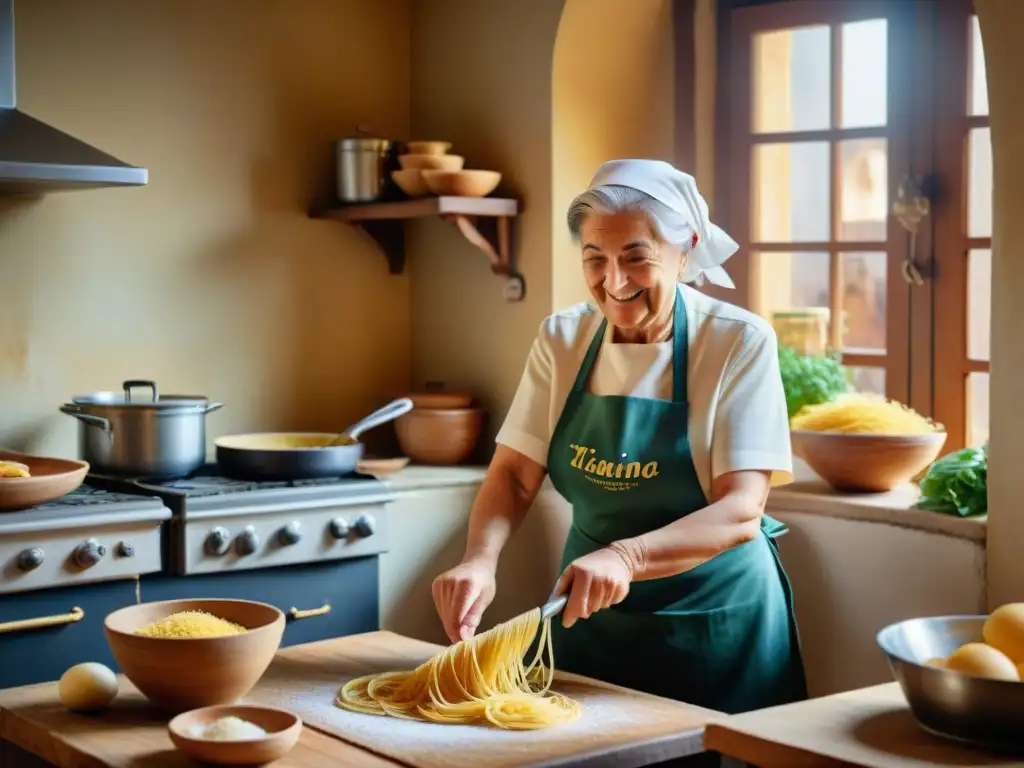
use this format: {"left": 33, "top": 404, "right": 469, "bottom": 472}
{"left": 766, "top": 461, "right": 987, "bottom": 542}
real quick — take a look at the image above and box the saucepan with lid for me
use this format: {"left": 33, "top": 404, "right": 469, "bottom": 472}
{"left": 60, "top": 379, "right": 224, "bottom": 479}
{"left": 215, "top": 398, "right": 413, "bottom": 482}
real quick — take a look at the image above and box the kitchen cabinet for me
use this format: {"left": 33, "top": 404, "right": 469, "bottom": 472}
{"left": 140, "top": 557, "right": 379, "bottom": 647}
{"left": 0, "top": 579, "right": 137, "bottom": 689}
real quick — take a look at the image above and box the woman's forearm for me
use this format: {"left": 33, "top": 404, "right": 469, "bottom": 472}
{"left": 462, "top": 451, "right": 546, "bottom": 565}
{"left": 609, "top": 483, "right": 767, "bottom": 582}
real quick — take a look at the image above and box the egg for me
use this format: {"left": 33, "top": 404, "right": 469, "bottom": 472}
{"left": 983, "top": 603, "right": 1024, "bottom": 664}
{"left": 945, "top": 642, "right": 1019, "bottom": 681}
{"left": 58, "top": 663, "right": 118, "bottom": 711}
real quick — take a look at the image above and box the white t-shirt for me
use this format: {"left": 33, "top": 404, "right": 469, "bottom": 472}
{"left": 495, "top": 284, "right": 794, "bottom": 498}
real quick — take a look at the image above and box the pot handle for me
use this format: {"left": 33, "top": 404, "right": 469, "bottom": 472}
{"left": 59, "top": 404, "right": 113, "bottom": 433}
{"left": 346, "top": 398, "right": 415, "bottom": 441}
{"left": 123, "top": 380, "right": 158, "bottom": 402}
{"left": 203, "top": 402, "right": 225, "bottom": 415}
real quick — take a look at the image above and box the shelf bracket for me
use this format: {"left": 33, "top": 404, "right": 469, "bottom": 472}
{"left": 444, "top": 215, "right": 513, "bottom": 275}
{"left": 357, "top": 220, "right": 405, "bottom": 275}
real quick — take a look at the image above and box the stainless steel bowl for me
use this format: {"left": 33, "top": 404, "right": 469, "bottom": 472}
{"left": 877, "top": 615, "right": 1024, "bottom": 751}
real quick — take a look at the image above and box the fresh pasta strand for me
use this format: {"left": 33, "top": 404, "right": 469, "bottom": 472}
{"left": 336, "top": 608, "right": 581, "bottom": 730}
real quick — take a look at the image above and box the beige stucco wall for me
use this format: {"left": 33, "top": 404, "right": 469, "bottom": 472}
{"left": 975, "top": 0, "right": 1023, "bottom": 608}
{"left": 408, "top": 0, "right": 564, "bottom": 447}
{"left": 0, "top": 0, "right": 412, "bottom": 454}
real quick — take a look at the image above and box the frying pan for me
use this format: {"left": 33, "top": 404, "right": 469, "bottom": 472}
{"left": 214, "top": 398, "right": 414, "bottom": 481}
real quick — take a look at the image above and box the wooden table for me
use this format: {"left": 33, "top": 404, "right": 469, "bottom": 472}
{"left": 0, "top": 631, "right": 717, "bottom": 768}
{"left": 704, "top": 683, "right": 1024, "bottom": 768}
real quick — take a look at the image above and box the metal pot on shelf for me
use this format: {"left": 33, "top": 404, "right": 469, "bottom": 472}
{"left": 59, "top": 379, "right": 223, "bottom": 479}
{"left": 334, "top": 137, "right": 393, "bottom": 202}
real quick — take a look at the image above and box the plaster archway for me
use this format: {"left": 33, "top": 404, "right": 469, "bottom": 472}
{"left": 551, "top": 0, "right": 677, "bottom": 311}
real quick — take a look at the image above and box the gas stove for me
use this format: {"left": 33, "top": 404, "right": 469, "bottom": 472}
{"left": 85, "top": 465, "right": 394, "bottom": 576}
{"left": 0, "top": 484, "right": 170, "bottom": 595}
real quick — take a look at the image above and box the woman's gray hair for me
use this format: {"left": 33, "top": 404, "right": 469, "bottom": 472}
{"left": 567, "top": 185, "right": 696, "bottom": 252}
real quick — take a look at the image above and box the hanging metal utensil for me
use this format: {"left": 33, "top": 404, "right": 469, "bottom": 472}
{"left": 892, "top": 173, "right": 930, "bottom": 286}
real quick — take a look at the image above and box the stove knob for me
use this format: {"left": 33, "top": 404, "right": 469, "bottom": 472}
{"left": 116, "top": 541, "right": 135, "bottom": 558}
{"left": 328, "top": 518, "right": 350, "bottom": 540}
{"left": 277, "top": 521, "right": 302, "bottom": 547}
{"left": 72, "top": 539, "right": 107, "bottom": 569}
{"left": 205, "top": 527, "right": 231, "bottom": 557}
{"left": 16, "top": 547, "right": 44, "bottom": 571}
{"left": 352, "top": 514, "right": 376, "bottom": 538}
{"left": 235, "top": 526, "right": 260, "bottom": 556}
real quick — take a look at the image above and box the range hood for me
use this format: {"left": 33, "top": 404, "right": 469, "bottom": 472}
{"left": 0, "top": 0, "right": 147, "bottom": 193}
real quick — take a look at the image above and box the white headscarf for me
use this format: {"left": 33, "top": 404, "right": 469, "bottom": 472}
{"left": 586, "top": 159, "right": 739, "bottom": 289}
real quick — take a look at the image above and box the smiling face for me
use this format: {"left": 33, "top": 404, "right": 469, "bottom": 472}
{"left": 579, "top": 211, "right": 684, "bottom": 342}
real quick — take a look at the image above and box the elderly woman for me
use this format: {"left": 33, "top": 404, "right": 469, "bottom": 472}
{"left": 432, "top": 159, "right": 806, "bottom": 715}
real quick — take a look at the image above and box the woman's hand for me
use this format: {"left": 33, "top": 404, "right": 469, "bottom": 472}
{"left": 554, "top": 546, "right": 634, "bottom": 629}
{"left": 432, "top": 557, "right": 498, "bottom": 643}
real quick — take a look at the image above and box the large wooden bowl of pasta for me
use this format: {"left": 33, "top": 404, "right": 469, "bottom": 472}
{"left": 789, "top": 394, "right": 947, "bottom": 493}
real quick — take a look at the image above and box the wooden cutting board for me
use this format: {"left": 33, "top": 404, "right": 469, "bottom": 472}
{"left": 703, "top": 683, "right": 1023, "bottom": 768}
{"left": 243, "top": 630, "right": 717, "bottom": 768}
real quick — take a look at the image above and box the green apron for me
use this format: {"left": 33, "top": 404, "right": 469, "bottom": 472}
{"left": 547, "top": 288, "right": 807, "bottom": 715}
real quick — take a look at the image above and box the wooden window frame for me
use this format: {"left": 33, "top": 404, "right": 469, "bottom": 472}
{"left": 695, "top": 0, "right": 983, "bottom": 451}
{"left": 932, "top": 0, "right": 990, "bottom": 449}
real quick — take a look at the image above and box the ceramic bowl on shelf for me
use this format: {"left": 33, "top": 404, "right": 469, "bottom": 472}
{"left": 168, "top": 704, "right": 302, "bottom": 766}
{"left": 391, "top": 169, "right": 430, "bottom": 197}
{"left": 397, "top": 153, "right": 464, "bottom": 172}
{"left": 104, "top": 599, "right": 285, "bottom": 712}
{"left": 790, "top": 430, "right": 947, "bottom": 493}
{"left": 395, "top": 407, "right": 485, "bottom": 466}
{"left": 877, "top": 615, "right": 1024, "bottom": 751}
{"left": 405, "top": 140, "right": 452, "bottom": 156}
{"left": 422, "top": 170, "right": 501, "bottom": 198}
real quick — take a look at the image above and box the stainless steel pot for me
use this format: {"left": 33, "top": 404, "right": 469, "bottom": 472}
{"left": 335, "top": 137, "right": 392, "bottom": 202}
{"left": 60, "top": 379, "right": 223, "bottom": 479}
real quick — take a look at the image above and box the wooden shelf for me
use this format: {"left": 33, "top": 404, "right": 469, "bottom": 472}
{"left": 310, "top": 197, "right": 521, "bottom": 298}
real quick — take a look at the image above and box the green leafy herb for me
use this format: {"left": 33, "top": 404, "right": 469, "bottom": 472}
{"left": 777, "top": 345, "right": 849, "bottom": 419}
{"left": 916, "top": 445, "right": 988, "bottom": 517}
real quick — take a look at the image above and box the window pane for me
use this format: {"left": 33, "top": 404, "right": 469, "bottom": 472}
{"left": 849, "top": 366, "right": 885, "bottom": 396}
{"left": 967, "top": 128, "right": 992, "bottom": 238}
{"left": 967, "top": 372, "right": 989, "bottom": 446}
{"left": 838, "top": 138, "right": 888, "bottom": 241}
{"left": 753, "top": 26, "right": 831, "bottom": 133}
{"left": 840, "top": 252, "right": 887, "bottom": 353}
{"left": 968, "top": 249, "right": 991, "bottom": 362}
{"left": 754, "top": 250, "right": 829, "bottom": 337}
{"left": 752, "top": 142, "right": 831, "bottom": 242}
{"left": 969, "top": 16, "right": 988, "bottom": 117}
{"left": 840, "top": 19, "right": 888, "bottom": 128}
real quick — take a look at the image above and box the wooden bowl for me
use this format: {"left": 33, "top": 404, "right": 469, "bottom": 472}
{"left": 397, "top": 153, "right": 464, "bottom": 172}
{"left": 422, "top": 170, "right": 501, "bottom": 198}
{"left": 169, "top": 705, "right": 302, "bottom": 766}
{"left": 0, "top": 449, "right": 88, "bottom": 512}
{"left": 408, "top": 392, "right": 474, "bottom": 409}
{"left": 391, "top": 169, "right": 430, "bottom": 197}
{"left": 790, "top": 430, "right": 948, "bottom": 493}
{"left": 104, "top": 599, "right": 285, "bottom": 712}
{"left": 405, "top": 140, "right": 452, "bottom": 156}
{"left": 395, "top": 408, "right": 485, "bottom": 466}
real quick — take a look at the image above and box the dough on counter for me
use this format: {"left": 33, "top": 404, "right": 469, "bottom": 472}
{"left": 336, "top": 608, "right": 581, "bottom": 730}
{"left": 58, "top": 663, "right": 119, "bottom": 711}
{"left": 0, "top": 460, "right": 30, "bottom": 478}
